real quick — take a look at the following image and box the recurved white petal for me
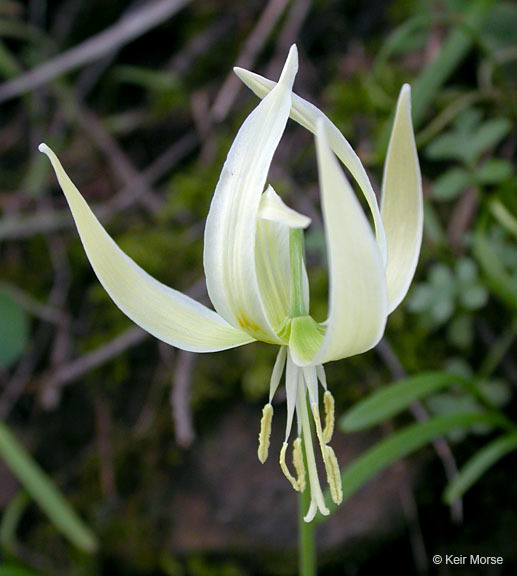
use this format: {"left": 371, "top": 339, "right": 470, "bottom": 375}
{"left": 307, "top": 121, "right": 387, "bottom": 365}
{"left": 234, "top": 66, "right": 387, "bottom": 265}
{"left": 255, "top": 186, "right": 310, "bottom": 329}
{"left": 203, "top": 46, "right": 298, "bottom": 343}
{"left": 40, "top": 144, "right": 254, "bottom": 353}
{"left": 255, "top": 212, "right": 291, "bottom": 330}
{"left": 381, "top": 84, "right": 423, "bottom": 313}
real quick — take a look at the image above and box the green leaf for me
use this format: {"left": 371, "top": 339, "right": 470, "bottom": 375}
{"left": 340, "top": 372, "right": 469, "bottom": 432}
{"left": 433, "top": 168, "right": 470, "bottom": 201}
{"left": 0, "top": 422, "right": 98, "bottom": 553}
{"left": 468, "top": 118, "right": 512, "bottom": 161}
{"left": 481, "top": 2, "right": 517, "bottom": 51}
{"left": 318, "top": 412, "right": 505, "bottom": 521}
{"left": 490, "top": 200, "right": 517, "bottom": 239}
{"left": 426, "top": 132, "right": 465, "bottom": 162}
{"left": 111, "top": 66, "right": 180, "bottom": 92}
{"left": 447, "top": 315, "right": 474, "bottom": 349}
{"left": 444, "top": 432, "right": 517, "bottom": 504}
{"left": 0, "top": 491, "right": 30, "bottom": 553}
{"left": 473, "top": 225, "right": 517, "bottom": 312}
{"left": 377, "top": 0, "right": 495, "bottom": 149}
{"left": 0, "top": 291, "right": 29, "bottom": 369}
{"left": 477, "top": 159, "right": 513, "bottom": 185}
{"left": 460, "top": 284, "right": 488, "bottom": 310}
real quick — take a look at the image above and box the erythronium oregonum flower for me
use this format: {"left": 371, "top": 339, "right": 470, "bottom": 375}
{"left": 39, "top": 45, "right": 422, "bottom": 522}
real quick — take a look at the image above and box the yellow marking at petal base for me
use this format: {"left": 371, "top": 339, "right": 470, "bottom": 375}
{"left": 258, "top": 403, "right": 274, "bottom": 463}
{"left": 323, "top": 391, "right": 335, "bottom": 444}
{"left": 324, "top": 445, "right": 343, "bottom": 505}
{"left": 280, "top": 441, "right": 300, "bottom": 491}
{"left": 237, "top": 314, "right": 261, "bottom": 333}
{"left": 293, "top": 437, "right": 306, "bottom": 493}
{"left": 237, "top": 314, "right": 278, "bottom": 344}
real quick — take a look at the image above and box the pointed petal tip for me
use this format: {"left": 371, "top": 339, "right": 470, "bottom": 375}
{"left": 398, "top": 84, "right": 412, "bottom": 111}
{"left": 287, "top": 43, "right": 298, "bottom": 60}
{"left": 278, "top": 44, "right": 298, "bottom": 87}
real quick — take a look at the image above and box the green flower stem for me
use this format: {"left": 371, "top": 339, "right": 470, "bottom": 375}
{"left": 289, "top": 228, "right": 308, "bottom": 318}
{"left": 298, "top": 481, "right": 316, "bottom": 576}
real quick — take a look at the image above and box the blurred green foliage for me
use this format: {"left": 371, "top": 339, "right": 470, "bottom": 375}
{"left": 0, "top": 291, "right": 29, "bottom": 368}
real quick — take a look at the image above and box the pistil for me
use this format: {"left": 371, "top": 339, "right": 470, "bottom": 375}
{"left": 297, "top": 377, "right": 329, "bottom": 522}
{"left": 288, "top": 227, "right": 307, "bottom": 318}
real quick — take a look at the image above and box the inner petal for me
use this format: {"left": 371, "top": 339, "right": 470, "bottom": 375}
{"left": 255, "top": 186, "right": 311, "bottom": 334}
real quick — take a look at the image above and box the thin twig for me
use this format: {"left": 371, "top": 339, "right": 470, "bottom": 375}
{"left": 94, "top": 395, "right": 117, "bottom": 500}
{"left": 56, "top": 87, "right": 164, "bottom": 214}
{"left": 0, "top": 130, "right": 198, "bottom": 241}
{"left": 266, "top": 0, "right": 312, "bottom": 78}
{"left": 37, "top": 278, "right": 208, "bottom": 404}
{"left": 0, "top": 232, "right": 71, "bottom": 419}
{"left": 211, "top": 0, "right": 291, "bottom": 121}
{"left": 168, "top": 18, "right": 233, "bottom": 75}
{"left": 170, "top": 350, "right": 196, "bottom": 447}
{"left": 38, "top": 327, "right": 148, "bottom": 408}
{"left": 0, "top": 281, "right": 67, "bottom": 325}
{"left": 0, "top": 0, "right": 192, "bottom": 103}
{"left": 377, "top": 337, "right": 463, "bottom": 523}
{"left": 384, "top": 430, "right": 428, "bottom": 574}
{"left": 447, "top": 186, "right": 479, "bottom": 254}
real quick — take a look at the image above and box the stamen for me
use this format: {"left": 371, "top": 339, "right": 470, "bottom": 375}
{"left": 284, "top": 351, "right": 298, "bottom": 442}
{"left": 269, "top": 346, "right": 287, "bottom": 402}
{"left": 298, "top": 386, "right": 329, "bottom": 520}
{"left": 311, "top": 403, "right": 327, "bottom": 458}
{"left": 324, "top": 445, "right": 343, "bottom": 505}
{"left": 280, "top": 441, "right": 300, "bottom": 491}
{"left": 302, "top": 366, "right": 318, "bottom": 404}
{"left": 258, "top": 403, "right": 273, "bottom": 463}
{"left": 316, "top": 365, "right": 327, "bottom": 390}
{"left": 292, "top": 437, "right": 306, "bottom": 492}
{"left": 323, "top": 390, "right": 335, "bottom": 444}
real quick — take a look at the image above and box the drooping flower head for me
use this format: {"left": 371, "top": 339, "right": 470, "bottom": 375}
{"left": 39, "top": 45, "right": 422, "bottom": 522}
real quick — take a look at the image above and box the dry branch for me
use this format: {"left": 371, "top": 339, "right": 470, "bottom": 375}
{"left": 0, "top": 0, "right": 192, "bottom": 103}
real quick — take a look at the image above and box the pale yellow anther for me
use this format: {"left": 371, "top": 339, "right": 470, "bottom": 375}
{"left": 311, "top": 403, "right": 327, "bottom": 459}
{"left": 323, "top": 390, "right": 335, "bottom": 444}
{"left": 292, "top": 437, "right": 306, "bottom": 493}
{"left": 258, "top": 403, "right": 274, "bottom": 463}
{"left": 324, "top": 445, "right": 343, "bottom": 505}
{"left": 280, "top": 441, "right": 300, "bottom": 491}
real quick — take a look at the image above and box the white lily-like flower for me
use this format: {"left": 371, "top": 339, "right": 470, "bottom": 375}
{"left": 39, "top": 45, "right": 422, "bottom": 522}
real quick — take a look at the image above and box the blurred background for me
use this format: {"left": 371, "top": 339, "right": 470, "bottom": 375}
{"left": 0, "top": 0, "right": 516, "bottom": 574}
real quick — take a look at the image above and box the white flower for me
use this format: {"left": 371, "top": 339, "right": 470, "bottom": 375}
{"left": 39, "top": 45, "right": 422, "bottom": 522}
